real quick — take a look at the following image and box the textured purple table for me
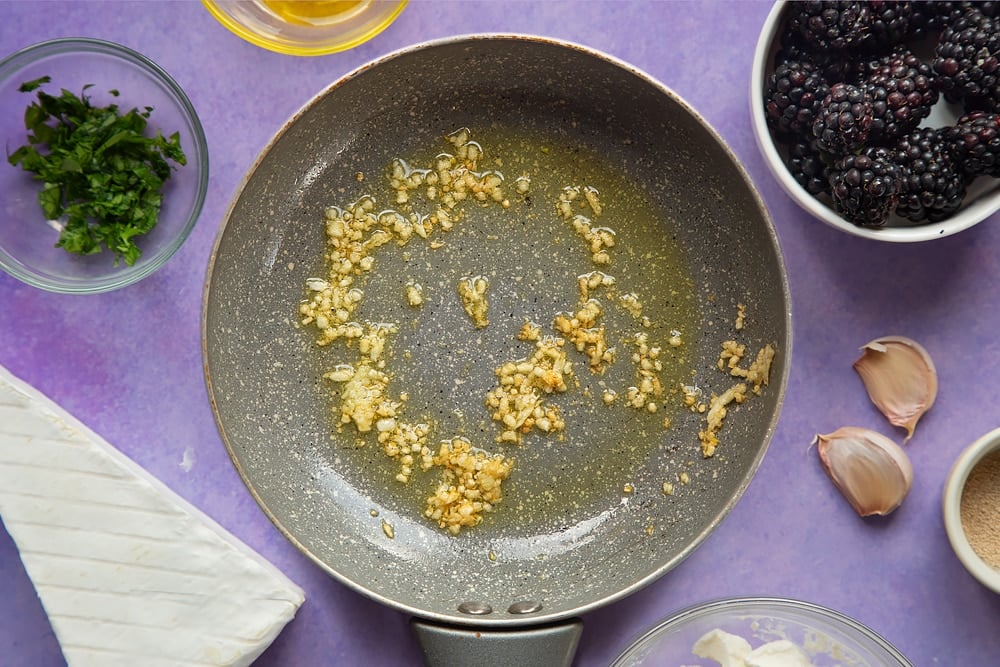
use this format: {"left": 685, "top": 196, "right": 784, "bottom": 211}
{"left": 2, "top": 1, "right": 999, "bottom": 665}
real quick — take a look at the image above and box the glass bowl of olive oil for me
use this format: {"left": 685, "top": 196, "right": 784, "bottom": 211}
{"left": 202, "top": 0, "right": 407, "bottom": 56}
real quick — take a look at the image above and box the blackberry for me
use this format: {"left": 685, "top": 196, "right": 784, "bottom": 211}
{"left": 786, "top": 139, "right": 832, "bottom": 196}
{"left": 945, "top": 110, "right": 1000, "bottom": 176}
{"left": 894, "top": 127, "right": 967, "bottom": 222}
{"left": 787, "top": 1, "right": 875, "bottom": 53}
{"left": 932, "top": 8, "right": 1000, "bottom": 110}
{"left": 861, "top": 50, "right": 939, "bottom": 144}
{"left": 775, "top": 28, "right": 859, "bottom": 83}
{"left": 905, "top": 2, "right": 941, "bottom": 39}
{"left": 812, "top": 83, "right": 874, "bottom": 154}
{"left": 828, "top": 146, "right": 903, "bottom": 226}
{"left": 869, "top": 1, "right": 918, "bottom": 46}
{"left": 921, "top": 2, "right": 1000, "bottom": 31}
{"left": 765, "top": 60, "right": 831, "bottom": 139}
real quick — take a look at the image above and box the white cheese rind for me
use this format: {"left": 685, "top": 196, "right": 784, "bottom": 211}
{"left": 0, "top": 366, "right": 305, "bottom": 667}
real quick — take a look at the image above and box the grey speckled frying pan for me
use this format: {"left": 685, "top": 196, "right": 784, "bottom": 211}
{"left": 202, "top": 35, "right": 791, "bottom": 666}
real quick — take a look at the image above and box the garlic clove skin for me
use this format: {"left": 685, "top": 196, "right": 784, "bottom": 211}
{"left": 853, "top": 335, "right": 937, "bottom": 442}
{"left": 815, "top": 426, "right": 913, "bottom": 517}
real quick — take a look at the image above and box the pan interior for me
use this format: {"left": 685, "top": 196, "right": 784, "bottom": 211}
{"left": 204, "top": 38, "right": 789, "bottom": 626}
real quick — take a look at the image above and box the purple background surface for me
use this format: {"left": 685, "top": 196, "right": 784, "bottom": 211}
{"left": 2, "top": 1, "right": 999, "bottom": 665}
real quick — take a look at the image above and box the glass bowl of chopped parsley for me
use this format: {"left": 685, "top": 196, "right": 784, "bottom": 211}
{"left": 0, "top": 38, "right": 208, "bottom": 293}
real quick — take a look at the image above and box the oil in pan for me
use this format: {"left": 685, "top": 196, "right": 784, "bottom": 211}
{"left": 295, "top": 124, "right": 700, "bottom": 539}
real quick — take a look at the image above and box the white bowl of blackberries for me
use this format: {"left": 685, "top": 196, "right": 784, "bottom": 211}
{"left": 751, "top": 0, "right": 1000, "bottom": 242}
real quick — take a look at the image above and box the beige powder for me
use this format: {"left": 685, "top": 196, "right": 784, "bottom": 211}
{"left": 961, "top": 448, "right": 1000, "bottom": 570}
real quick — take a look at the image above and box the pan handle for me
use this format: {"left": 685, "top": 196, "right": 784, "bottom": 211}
{"left": 411, "top": 617, "right": 583, "bottom": 667}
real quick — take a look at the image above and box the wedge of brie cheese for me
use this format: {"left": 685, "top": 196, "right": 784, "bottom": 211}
{"left": 0, "top": 366, "right": 305, "bottom": 667}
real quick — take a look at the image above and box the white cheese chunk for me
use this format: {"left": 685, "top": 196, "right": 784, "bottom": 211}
{"left": 693, "top": 629, "right": 753, "bottom": 667}
{"left": 746, "top": 639, "right": 815, "bottom": 667}
{"left": 692, "top": 629, "right": 817, "bottom": 667}
{"left": 0, "top": 366, "right": 305, "bottom": 667}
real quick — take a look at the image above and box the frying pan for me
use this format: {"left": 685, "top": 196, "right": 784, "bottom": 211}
{"left": 202, "top": 35, "right": 791, "bottom": 666}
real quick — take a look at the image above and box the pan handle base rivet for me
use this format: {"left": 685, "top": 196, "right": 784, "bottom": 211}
{"left": 457, "top": 601, "right": 493, "bottom": 615}
{"left": 507, "top": 600, "right": 543, "bottom": 615}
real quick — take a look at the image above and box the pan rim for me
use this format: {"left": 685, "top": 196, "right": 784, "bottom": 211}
{"left": 201, "top": 32, "right": 794, "bottom": 628}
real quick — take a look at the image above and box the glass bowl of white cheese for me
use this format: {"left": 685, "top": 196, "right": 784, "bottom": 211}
{"left": 611, "top": 597, "right": 911, "bottom": 667}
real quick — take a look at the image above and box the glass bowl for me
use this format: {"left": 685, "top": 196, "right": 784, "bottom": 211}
{"left": 0, "top": 38, "right": 208, "bottom": 294}
{"left": 201, "top": 0, "right": 408, "bottom": 56}
{"left": 750, "top": 1, "right": 1000, "bottom": 242}
{"left": 612, "top": 597, "right": 912, "bottom": 666}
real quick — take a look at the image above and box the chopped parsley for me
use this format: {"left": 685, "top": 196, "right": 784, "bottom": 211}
{"left": 7, "top": 76, "right": 187, "bottom": 266}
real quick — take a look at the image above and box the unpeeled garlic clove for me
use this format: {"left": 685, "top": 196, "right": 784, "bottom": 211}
{"left": 815, "top": 426, "right": 913, "bottom": 517}
{"left": 853, "top": 335, "right": 937, "bottom": 442}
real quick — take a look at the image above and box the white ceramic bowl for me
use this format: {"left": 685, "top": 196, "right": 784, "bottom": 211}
{"left": 943, "top": 427, "right": 1000, "bottom": 594}
{"left": 750, "top": 1, "right": 1000, "bottom": 242}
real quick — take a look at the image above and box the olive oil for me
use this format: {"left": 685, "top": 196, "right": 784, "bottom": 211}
{"left": 261, "top": 0, "right": 368, "bottom": 26}
{"left": 304, "top": 126, "right": 701, "bottom": 536}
